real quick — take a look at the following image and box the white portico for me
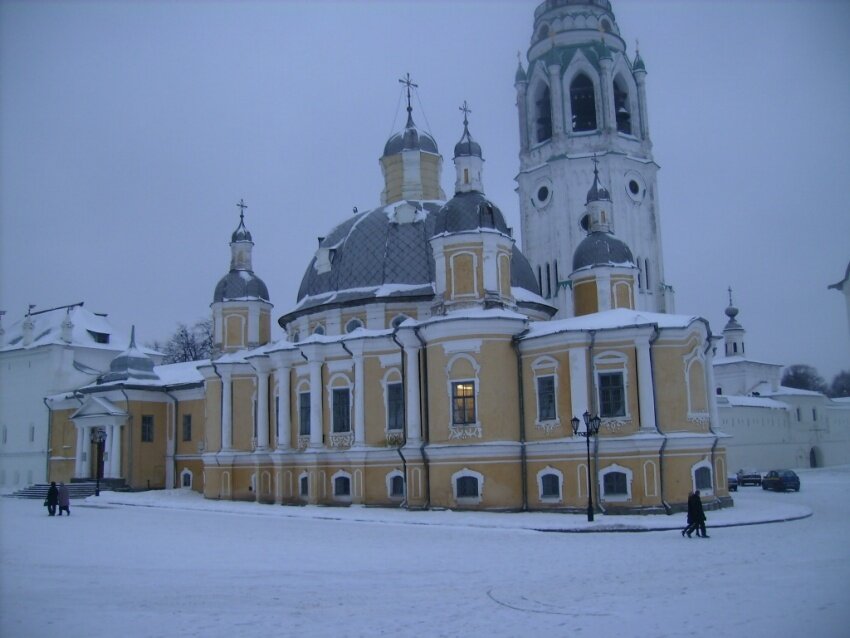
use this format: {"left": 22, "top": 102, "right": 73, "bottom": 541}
{"left": 70, "top": 396, "right": 127, "bottom": 479}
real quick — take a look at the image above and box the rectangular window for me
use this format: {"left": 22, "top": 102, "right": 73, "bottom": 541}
{"left": 182, "top": 414, "right": 192, "bottom": 442}
{"left": 387, "top": 382, "right": 404, "bottom": 431}
{"left": 604, "top": 471, "right": 628, "bottom": 496}
{"left": 141, "top": 415, "right": 154, "bottom": 443}
{"left": 300, "top": 475, "right": 309, "bottom": 497}
{"left": 452, "top": 382, "right": 476, "bottom": 425}
{"left": 299, "top": 392, "right": 310, "bottom": 436}
{"left": 456, "top": 476, "right": 479, "bottom": 498}
{"left": 537, "top": 376, "right": 556, "bottom": 421}
{"left": 599, "top": 372, "right": 626, "bottom": 418}
{"left": 812, "top": 408, "right": 817, "bottom": 422}
{"left": 332, "top": 388, "right": 351, "bottom": 433}
{"left": 29, "top": 425, "right": 35, "bottom": 443}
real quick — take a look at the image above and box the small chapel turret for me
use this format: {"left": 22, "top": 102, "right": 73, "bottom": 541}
{"left": 379, "top": 74, "right": 446, "bottom": 205}
{"left": 211, "top": 200, "right": 272, "bottom": 355}
{"left": 722, "top": 287, "right": 746, "bottom": 357}
{"left": 430, "top": 106, "right": 515, "bottom": 313}
{"left": 570, "top": 160, "right": 637, "bottom": 316}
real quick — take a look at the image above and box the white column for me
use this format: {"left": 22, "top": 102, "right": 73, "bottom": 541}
{"left": 352, "top": 349, "right": 366, "bottom": 446}
{"left": 569, "top": 347, "right": 589, "bottom": 420}
{"left": 705, "top": 338, "right": 721, "bottom": 431}
{"left": 634, "top": 71, "right": 650, "bottom": 141}
{"left": 111, "top": 424, "right": 122, "bottom": 478}
{"left": 103, "top": 425, "right": 114, "bottom": 479}
{"left": 515, "top": 79, "right": 529, "bottom": 154}
{"left": 599, "top": 58, "right": 615, "bottom": 133}
{"left": 220, "top": 367, "right": 233, "bottom": 451}
{"left": 309, "top": 358, "right": 323, "bottom": 448}
{"left": 74, "top": 426, "right": 86, "bottom": 478}
{"left": 256, "top": 370, "right": 270, "bottom": 450}
{"left": 636, "top": 336, "right": 657, "bottom": 432}
{"left": 547, "top": 64, "right": 564, "bottom": 140}
{"left": 405, "top": 344, "right": 422, "bottom": 444}
{"left": 275, "top": 363, "right": 291, "bottom": 450}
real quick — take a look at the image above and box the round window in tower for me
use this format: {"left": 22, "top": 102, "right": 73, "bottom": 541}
{"left": 532, "top": 179, "right": 553, "bottom": 209}
{"left": 537, "top": 186, "right": 549, "bottom": 202}
{"left": 580, "top": 214, "right": 590, "bottom": 231}
{"left": 624, "top": 171, "right": 646, "bottom": 202}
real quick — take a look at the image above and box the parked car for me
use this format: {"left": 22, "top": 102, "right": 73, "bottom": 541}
{"left": 762, "top": 469, "right": 800, "bottom": 492}
{"left": 736, "top": 469, "right": 762, "bottom": 486}
{"left": 727, "top": 475, "right": 738, "bottom": 492}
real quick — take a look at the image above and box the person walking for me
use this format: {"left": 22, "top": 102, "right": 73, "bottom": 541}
{"left": 57, "top": 482, "right": 71, "bottom": 516}
{"left": 45, "top": 481, "right": 59, "bottom": 516}
{"left": 682, "top": 489, "right": 708, "bottom": 538}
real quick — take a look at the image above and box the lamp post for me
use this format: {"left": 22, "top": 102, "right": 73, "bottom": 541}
{"left": 572, "top": 410, "right": 602, "bottom": 522}
{"left": 90, "top": 428, "right": 107, "bottom": 496}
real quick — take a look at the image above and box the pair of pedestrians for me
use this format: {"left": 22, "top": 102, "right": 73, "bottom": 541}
{"left": 44, "top": 481, "right": 71, "bottom": 516}
{"left": 681, "top": 490, "right": 708, "bottom": 538}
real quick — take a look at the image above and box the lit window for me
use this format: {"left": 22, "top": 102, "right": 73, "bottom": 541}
{"left": 451, "top": 382, "right": 476, "bottom": 425}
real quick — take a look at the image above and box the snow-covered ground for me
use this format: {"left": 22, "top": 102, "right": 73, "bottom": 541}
{"left": 2, "top": 467, "right": 848, "bottom": 637}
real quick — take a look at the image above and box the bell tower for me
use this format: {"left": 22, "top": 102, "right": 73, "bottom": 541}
{"left": 516, "top": 0, "right": 671, "bottom": 318}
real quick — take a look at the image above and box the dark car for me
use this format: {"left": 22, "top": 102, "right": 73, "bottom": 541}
{"left": 736, "top": 469, "right": 762, "bottom": 486}
{"left": 727, "top": 475, "right": 738, "bottom": 492}
{"left": 761, "top": 469, "right": 800, "bottom": 492}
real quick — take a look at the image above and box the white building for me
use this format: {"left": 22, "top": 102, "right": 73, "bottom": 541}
{"left": 0, "top": 303, "right": 160, "bottom": 490}
{"left": 713, "top": 293, "right": 850, "bottom": 473}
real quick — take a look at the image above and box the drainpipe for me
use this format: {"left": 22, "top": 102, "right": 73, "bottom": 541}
{"left": 647, "top": 325, "right": 672, "bottom": 514}
{"left": 511, "top": 327, "right": 530, "bottom": 512}
{"left": 164, "top": 389, "right": 179, "bottom": 490}
{"left": 413, "top": 326, "right": 431, "bottom": 510}
{"left": 391, "top": 331, "right": 409, "bottom": 509}
{"left": 119, "top": 386, "right": 132, "bottom": 490}
{"left": 210, "top": 362, "right": 223, "bottom": 498}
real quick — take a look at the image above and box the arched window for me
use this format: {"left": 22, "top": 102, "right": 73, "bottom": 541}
{"left": 391, "top": 475, "right": 405, "bottom": 497}
{"left": 299, "top": 474, "right": 309, "bottom": 497}
{"left": 695, "top": 466, "right": 712, "bottom": 491}
{"left": 180, "top": 468, "right": 193, "bottom": 489}
{"left": 613, "top": 76, "right": 632, "bottom": 134}
{"left": 391, "top": 314, "right": 410, "bottom": 329}
{"left": 570, "top": 74, "right": 597, "bottom": 132}
{"left": 603, "top": 471, "right": 628, "bottom": 496}
{"left": 541, "top": 473, "right": 560, "bottom": 499}
{"left": 345, "top": 318, "right": 363, "bottom": 333}
{"left": 313, "top": 324, "right": 325, "bottom": 336}
{"left": 534, "top": 83, "right": 552, "bottom": 143}
{"left": 452, "top": 468, "right": 484, "bottom": 504}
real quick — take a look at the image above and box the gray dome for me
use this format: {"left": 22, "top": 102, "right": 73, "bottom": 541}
{"left": 231, "top": 217, "right": 252, "bottom": 243}
{"left": 290, "top": 200, "right": 539, "bottom": 317}
{"left": 572, "top": 231, "right": 634, "bottom": 271}
{"left": 383, "top": 113, "right": 439, "bottom": 156}
{"left": 99, "top": 327, "right": 158, "bottom": 383}
{"left": 433, "top": 191, "right": 509, "bottom": 235}
{"left": 214, "top": 270, "right": 270, "bottom": 303}
{"left": 454, "top": 124, "right": 482, "bottom": 159}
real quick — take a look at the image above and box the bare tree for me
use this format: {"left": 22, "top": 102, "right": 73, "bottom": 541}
{"left": 829, "top": 370, "right": 850, "bottom": 398}
{"left": 781, "top": 364, "right": 827, "bottom": 394}
{"left": 159, "top": 320, "right": 213, "bottom": 364}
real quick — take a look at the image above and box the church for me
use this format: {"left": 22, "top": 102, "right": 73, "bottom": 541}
{"left": 43, "top": 0, "right": 732, "bottom": 514}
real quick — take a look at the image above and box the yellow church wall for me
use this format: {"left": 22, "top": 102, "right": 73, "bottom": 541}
{"left": 127, "top": 401, "right": 168, "bottom": 490}
{"left": 174, "top": 458, "right": 204, "bottom": 493}
{"left": 363, "top": 356, "right": 402, "bottom": 446}
{"left": 573, "top": 279, "right": 598, "bottom": 316}
{"left": 223, "top": 309, "right": 248, "bottom": 350}
{"left": 47, "top": 407, "right": 77, "bottom": 483}
{"left": 380, "top": 155, "right": 403, "bottom": 203}
{"left": 593, "top": 342, "right": 640, "bottom": 437}
{"left": 421, "top": 154, "right": 443, "bottom": 201}
{"left": 611, "top": 276, "right": 634, "bottom": 309}
{"left": 175, "top": 398, "right": 205, "bottom": 456}
{"left": 231, "top": 375, "right": 256, "bottom": 451}
{"left": 259, "top": 309, "right": 271, "bottom": 345}
{"left": 518, "top": 346, "right": 575, "bottom": 442}
{"left": 448, "top": 250, "right": 478, "bottom": 298}
{"left": 499, "top": 251, "right": 511, "bottom": 297}
{"left": 651, "top": 334, "right": 710, "bottom": 433}
{"left": 427, "top": 459, "right": 523, "bottom": 510}
{"left": 384, "top": 305, "right": 419, "bottom": 326}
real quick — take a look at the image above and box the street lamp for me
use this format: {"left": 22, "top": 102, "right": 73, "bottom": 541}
{"left": 572, "top": 410, "right": 602, "bottom": 522}
{"left": 90, "top": 428, "right": 107, "bottom": 496}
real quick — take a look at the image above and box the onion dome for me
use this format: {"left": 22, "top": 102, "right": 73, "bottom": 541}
{"left": 383, "top": 111, "right": 439, "bottom": 156}
{"left": 213, "top": 203, "right": 270, "bottom": 303}
{"left": 572, "top": 231, "right": 634, "bottom": 271}
{"left": 454, "top": 113, "right": 482, "bottom": 159}
{"left": 515, "top": 58, "right": 527, "bottom": 84}
{"left": 724, "top": 287, "right": 743, "bottom": 330}
{"left": 633, "top": 50, "right": 646, "bottom": 72}
{"left": 231, "top": 215, "right": 252, "bottom": 242}
{"left": 586, "top": 161, "right": 611, "bottom": 204}
{"left": 99, "top": 326, "right": 158, "bottom": 383}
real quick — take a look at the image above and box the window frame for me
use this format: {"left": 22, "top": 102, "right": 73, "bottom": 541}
{"left": 141, "top": 415, "right": 154, "bottom": 443}
{"left": 451, "top": 381, "right": 476, "bottom": 426}
{"left": 298, "top": 391, "right": 311, "bottom": 436}
{"left": 386, "top": 381, "right": 404, "bottom": 432}
{"left": 331, "top": 387, "right": 351, "bottom": 433}
{"left": 181, "top": 414, "right": 192, "bottom": 442}
{"left": 598, "top": 371, "right": 626, "bottom": 418}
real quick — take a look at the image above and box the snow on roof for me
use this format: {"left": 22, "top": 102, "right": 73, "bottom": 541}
{"left": 766, "top": 385, "right": 825, "bottom": 398}
{"left": 720, "top": 395, "right": 790, "bottom": 409}
{"left": 523, "top": 308, "right": 701, "bottom": 339}
{"left": 713, "top": 355, "right": 781, "bottom": 368}
{"left": 0, "top": 303, "right": 160, "bottom": 356}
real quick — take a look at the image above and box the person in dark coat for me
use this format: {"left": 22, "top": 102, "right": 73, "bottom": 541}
{"left": 57, "top": 482, "right": 71, "bottom": 516}
{"left": 45, "top": 481, "right": 59, "bottom": 516}
{"left": 682, "top": 490, "right": 708, "bottom": 538}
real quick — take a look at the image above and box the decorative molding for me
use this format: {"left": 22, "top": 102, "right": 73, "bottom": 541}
{"left": 328, "top": 432, "right": 354, "bottom": 448}
{"left": 449, "top": 424, "right": 482, "bottom": 440}
{"left": 297, "top": 435, "right": 310, "bottom": 450}
{"left": 535, "top": 420, "right": 562, "bottom": 434}
{"left": 442, "top": 339, "right": 482, "bottom": 355}
{"left": 602, "top": 418, "right": 630, "bottom": 433}
{"left": 385, "top": 431, "right": 405, "bottom": 447}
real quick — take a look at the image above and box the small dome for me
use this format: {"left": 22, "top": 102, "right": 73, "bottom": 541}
{"left": 515, "top": 60, "right": 527, "bottom": 84}
{"left": 454, "top": 122, "right": 482, "bottom": 159}
{"left": 433, "top": 191, "right": 510, "bottom": 235}
{"left": 586, "top": 166, "right": 611, "bottom": 204}
{"left": 99, "top": 326, "right": 158, "bottom": 383}
{"left": 231, "top": 217, "right": 252, "bottom": 243}
{"left": 214, "top": 270, "right": 270, "bottom": 303}
{"left": 383, "top": 112, "right": 439, "bottom": 157}
{"left": 572, "top": 231, "right": 634, "bottom": 271}
{"left": 633, "top": 51, "right": 646, "bottom": 72}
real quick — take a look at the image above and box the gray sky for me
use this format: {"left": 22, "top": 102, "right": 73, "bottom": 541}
{"left": 1, "top": 0, "right": 848, "bottom": 381}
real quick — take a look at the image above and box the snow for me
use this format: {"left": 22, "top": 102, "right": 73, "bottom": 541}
{"left": 721, "top": 395, "right": 790, "bottom": 409}
{"left": 524, "top": 307, "right": 700, "bottom": 338}
{"left": 2, "top": 466, "right": 849, "bottom": 637}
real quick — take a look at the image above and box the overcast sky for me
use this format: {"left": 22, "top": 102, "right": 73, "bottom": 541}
{"left": 1, "top": 0, "right": 848, "bottom": 381}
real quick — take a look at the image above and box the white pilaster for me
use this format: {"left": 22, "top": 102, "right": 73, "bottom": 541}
{"left": 256, "top": 370, "right": 270, "bottom": 450}
{"left": 75, "top": 426, "right": 86, "bottom": 478}
{"left": 103, "top": 425, "right": 114, "bottom": 479}
{"left": 309, "top": 358, "right": 323, "bottom": 448}
{"left": 405, "top": 343, "right": 422, "bottom": 444}
{"left": 636, "top": 336, "right": 657, "bottom": 432}
{"left": 275, "top": 362, "right": 291, "bottom": 450}
{"left": 351, "top": 345, "right": 366, "bottom": 446}
{"left": 547, "top": 64, "right": 564, "bottom": 140}
{"left": 111, "top": 424, "right": 122, "bottom": 479}
{"left": 220, "top": 367, "right": 233, "bottom": 451}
